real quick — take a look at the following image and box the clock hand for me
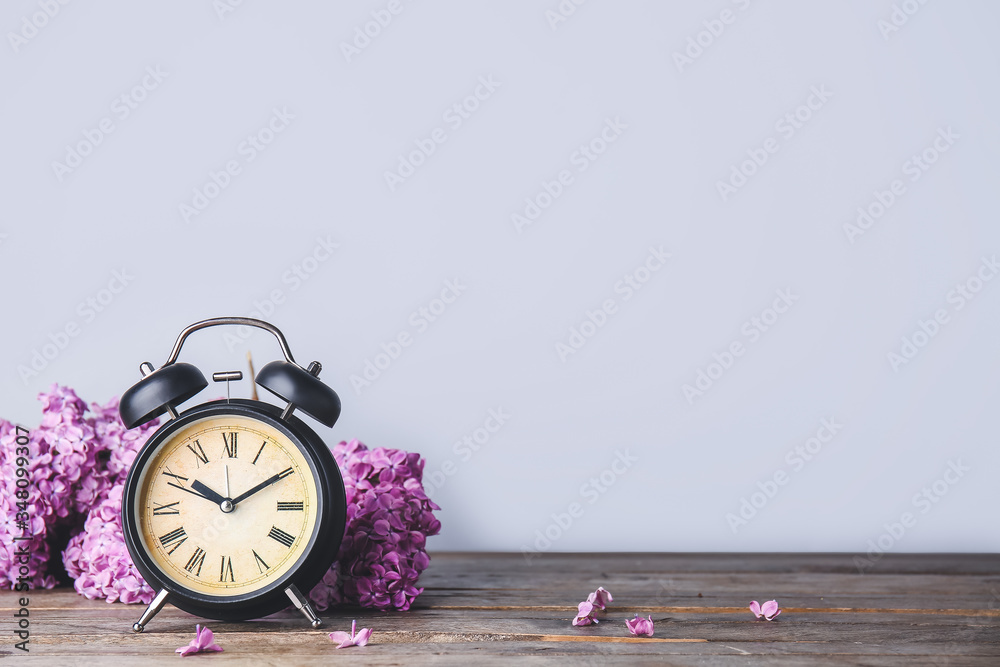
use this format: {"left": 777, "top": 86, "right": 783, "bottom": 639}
{"left": 190, "top": 480, "right": 229, "bottom": 506}
{"left": 167, "top": 481, "right": 219, "bottom": 503}
{"left": 231, "top": 467, "right": 295, "bottom": 506}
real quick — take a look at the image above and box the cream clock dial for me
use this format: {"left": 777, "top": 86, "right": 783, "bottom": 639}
{"left": 136, "top": 415, "right": 319, "bottom": 597}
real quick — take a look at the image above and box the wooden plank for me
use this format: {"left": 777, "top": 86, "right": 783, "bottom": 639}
{"left": 1, "top": 553, "right": 997, "bottom": 665}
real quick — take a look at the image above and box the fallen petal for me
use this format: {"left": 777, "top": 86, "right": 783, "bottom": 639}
{"left": 749, "top": 600, "right": 762, "bottom": 618}
{"left": 328, "top": 631, "right": 352, "bottom": 646}
{"left": 328, "top": 620, "right": 373, "bottom": 649}
{"left": 176, "top": 625, "right": 223, "bottom": 656}
{"left": 354, "top": 627, "right": 373, "bottom": 646}
{"left": 626, "top": 614, "right": 655, "bottom": 637}
{"left": 590, "top": 586, "right": 613, "bottom": 610}
{"left": 761, "top": 600, "right": 781, "bottom": 620}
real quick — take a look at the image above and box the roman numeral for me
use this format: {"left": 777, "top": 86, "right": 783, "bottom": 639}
{"left": 159, "top": 527, "right": 187, "bottom": 555}
{"left": 252, "top": 549, "right": 270, "bottom": 573}
{"left": 222, "top": 432, "right": 238, "bottom": 458}
{"left": 153, "top": 501, "right": 181, "bottom": 515}
{"left": 187, "top": 440, "right": 209, "bottom": 466}
{"left": 184, "top": 547, "right": 206, "bottom": 576}
{"left": 252, "top": 441, "right": 266, "bottom": 465}
{"left": 219, "top": 556, "right": 235, "bottom": 582}
{"left": 268, "top": 526, "right": 295, "bottom": 548}
{"left": 277, "top": 501, "right": 304, "bottom": 511}
{"left": 162, "top": 469, "right": 188, "bottom": 483}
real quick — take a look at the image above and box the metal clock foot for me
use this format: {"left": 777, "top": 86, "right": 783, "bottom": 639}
{"left": 285, "top": 585, "right": 322, "bottom": 628}
{"left": 132, "top": 588, "right": 170, "bottom": 633}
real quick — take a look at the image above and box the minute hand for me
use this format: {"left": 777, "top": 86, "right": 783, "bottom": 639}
{"left": 231, "top": 467, "right": 295, "bottom": 506}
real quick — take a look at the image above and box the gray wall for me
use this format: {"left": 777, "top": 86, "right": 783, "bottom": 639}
{"left": 2, "top": 0, "right": 998, "bottom": 555}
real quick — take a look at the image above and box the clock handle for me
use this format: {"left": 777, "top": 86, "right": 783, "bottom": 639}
{"left": 132, "top": 588, "right": 170, "bottom": 633}
{"left": 163, "top": 317, "right": 302, "bottom": 368}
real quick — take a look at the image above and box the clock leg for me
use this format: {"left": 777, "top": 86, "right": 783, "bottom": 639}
{"left": 284, "top": 584, "right": 322, "bottom": 629}
{"left": 132, "top": 588, "right": 170, "bottom": 633}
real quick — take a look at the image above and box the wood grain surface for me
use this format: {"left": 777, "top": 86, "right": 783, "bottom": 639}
{"left": 2, "top": 552, "right": 998, "bottom": 665}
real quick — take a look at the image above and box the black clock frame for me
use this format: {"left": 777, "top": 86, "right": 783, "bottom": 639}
{"left": 122, "top": 398, "right": 346, "bottom": 622}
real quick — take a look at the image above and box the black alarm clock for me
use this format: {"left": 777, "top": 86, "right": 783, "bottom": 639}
{"left": 118, "top": 317, "right": 346, "bottom": 633}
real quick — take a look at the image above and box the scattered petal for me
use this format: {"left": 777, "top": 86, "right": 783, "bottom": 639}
{"left": 750, "top": 599, "right": 781, "bottom": 620}
{"left": 176, "top": 625, "right": 223, "bottom": 656}
{"left": 587, "top": 586, "right": 613, "bottom": 610}
{"left": 572, "top": 587, "right": 614, "bottom": 626}
{"left": 572, "top": 601, "right": 598, "bottom": 626}
{"left": 760, "top": 600, "right": 781, "bottom": 620}
{"left": 329, "top": 620, "right": 372, "bottom": 648}
{"left": 626, "top": 614, "right": 655, "bottom": 637}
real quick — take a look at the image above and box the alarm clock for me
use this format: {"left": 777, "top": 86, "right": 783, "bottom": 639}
{"left": 118, "top": 317, "right": 346, "bottom": 633}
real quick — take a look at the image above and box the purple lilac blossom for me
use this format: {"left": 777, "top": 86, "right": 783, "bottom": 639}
{"left": 2, "top": 388, "right": 440, "bottom": 611}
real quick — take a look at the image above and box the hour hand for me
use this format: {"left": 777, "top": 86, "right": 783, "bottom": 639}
{"left": 167, "top": 480, "right": 219, "bottom": 504}
{"left": 191, "top": 480, "right": 228, "bottom": 506}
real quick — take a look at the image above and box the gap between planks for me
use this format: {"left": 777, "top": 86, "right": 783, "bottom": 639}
{"left": 427, "top": 605, "right": 1000, "bottom": 617}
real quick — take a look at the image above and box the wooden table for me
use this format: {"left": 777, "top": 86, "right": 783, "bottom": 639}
{"left": 4, "top": 553, "right": 999, "bottom": 665}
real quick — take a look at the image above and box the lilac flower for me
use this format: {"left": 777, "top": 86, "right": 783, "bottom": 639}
{"left": 369, "top": 447, "right": 412, "bottom": 484}
{"left": 329, "top": 619, "right": 372, "bottom": 648}
{"left": 1, "top": 385, "right": 156, "bottom": 597}
{"left": 312, "top": 439, "right": 439, "bottom": 612}
{"left": 571, "top": 587, "right": 615, "bottom": 627}
{"left": 62, "top": 484, "right": 155, "bottom": 605}
{"left": 572, "top": 601, "right": 598, "bottom": 626}
{"left": 588, "top": 586, "right": 613, "bottom": 610}
{"left": 626, "top": 614, "right": 655, "bottom": 637}
{"left": 749, "top": 600, "right": 782, "bottom": 620}
{"left": 176, "top": 625, "right": 223, "bottom": 656}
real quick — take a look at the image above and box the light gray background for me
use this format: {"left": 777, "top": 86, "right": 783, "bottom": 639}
{"left": 2, "top": 0, "right": 998, "bottom": 554}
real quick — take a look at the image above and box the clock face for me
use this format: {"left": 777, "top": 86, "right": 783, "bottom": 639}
{"left": 134, "top": 414, "right": 319, "bottom": 597}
